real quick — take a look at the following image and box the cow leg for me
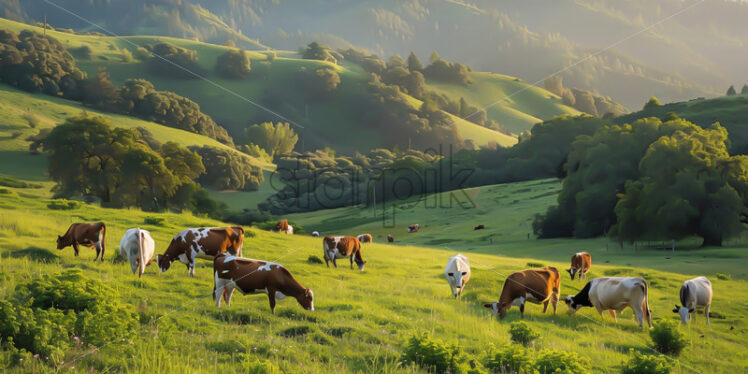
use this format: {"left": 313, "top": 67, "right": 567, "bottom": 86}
{"left": 324, "top": 256, "right": 330, "bottom": 268}
{"left": 94, "top": 242, "right": 101, "bottom": 261}
{"left": 542, "top": 299, "right": 549, "bottom": 313}
{"left": 99, "top": 239, "right": 105, "bottom": 261}
{"left": 214, "top": 285, "right": 222, "bottom": 307}
{"left": 224, "top": 287, "right": 234, "bottom": 307}
{"left": 704, "top": 304, "right": 711, "bottom": 326}
{"left": 332, "top": 258, "right": 338, "bottom": 268}
{"left": 609, "top": 310, "right": 617, "bottom": 323}
{"left": 188, "top": 265, "right": 195, "bottom": 277}
{"left": 267, "top": 288, "right": 277, "bottom": 314}
{"left": 350, "top": 255, "right": 354, "bottom": 270}
{"left": 450, "top": 285, "right": 458, "bottom": 299}
{"left": 552, "top": 288, "right": 559, "bottom": 315}
{"left": 72, "top": 242, "right": 80, "bottom": 256}
{"left": 519, "top": 303, "right": 525, "bottom": 318}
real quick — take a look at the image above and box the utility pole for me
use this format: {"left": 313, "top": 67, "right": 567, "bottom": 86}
{"left": 43, "top": 14, "right": 46, "bottom": 37}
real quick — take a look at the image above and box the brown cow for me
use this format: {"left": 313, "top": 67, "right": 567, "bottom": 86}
{"left": 357, "top": 233, "right": 373, "bottom": 243}
{"left": 157, "top": 227, "right": 244, "bottom": 277}
{"left": 323, "top": 236, "right": 366, "bottom": 271}
{"left": 213, "top": 253, "right": 314, "bottom": 313}
{"left": 407, "top": 224, "right": 420, "bottom": 233}
{"left": 567, "top": 252, "right": 591, "bottom": 280}
{"left": 56, "top": 222, "right": 106, "bottom": 261}
{"left": 275, "top": 219, "right": 293, "bottom": 235}
{"left": 483, "top": 267, "right": 561, "bottom": 319}
{"left": 387, "top": 234, "right": 394, "bottom": 242}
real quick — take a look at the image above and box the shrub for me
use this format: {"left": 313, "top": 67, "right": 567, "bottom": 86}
{"left": 241, "top": 355, "right": 281, "bottom": 374}
{"left": 278, "top": 325, "right": 312, "bottom": 338}
{"left": 0, "top": 188, "right": 15, "bottom": 196}
{"left": 46, "top": 199, "right": 81, "bottom": 210}
{"left": 534, "top": 350, "right": 589, "bottom": 374}
{"left": 485, "top": 344, "right": 534, "bottom": 373}
{"left": 509, "top": 321, "right": 540, "bottom": 346}
{"left": 0, "top": 175, "right": 40, "bottom": 188}
{"left": 400, "top": 333, "right": 468, "bottom": 374}
{"left": 216, "top": 49, "right": 251, "bottom": 79}
{"left": 621, "top": 349, "right": 672, "bottom": 374}
{"left": 144, "top": 216, "right": 166, "bottom": 226}
{"left": 715, "top": 273, "right": 731, "bottom": 280}
{"left": 77, "top": 44, "right": 93, "bottom": 59}
{"left": 134, "top": 46, "right": 151, "bottom": 60}
{"left": 307, "top": 255, "right": 324, "bottom": 264}
{"left": 649, "top": 320, "right": 687, "bottom": 356}
{"left": 525, "top": 262, "right": 544, "bottom": 268}
{"left": 121, "top": 48, "right": 133, "bottom": 62}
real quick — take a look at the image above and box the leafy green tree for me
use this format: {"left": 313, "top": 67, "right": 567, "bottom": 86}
{"left": 429, "top": 50, "right": 441, "bottom": 64}
{"left": 82, "top": 68, "right": 120, "bottom": 111}
{"left": 407, "top": 51, "right": 423, "bottom": 71}
{"left": 387, "top": 54, "right": 407, "bottom": 69}
{"left": 244, "top": 122, "right": 298, "bottom": 158}
{"left": 147, "top": 42, "right": 203, "bottom": 78}
{"left": 644, "top": 96, "right": 661, "bottom": 110}
{"left": 215, "top": 49, "right": 251, "bottom": 79}
{"left": 301, "top": 42, "right": 337, "bottom": 63}
{"left": 726, "top": 85, "right": 737, "bottom": 96}
{"left": 189, "top": 146, "right": 264, "bottom": 191}
{"left": 742, "top": 84, "right": 748, "bottom": 95}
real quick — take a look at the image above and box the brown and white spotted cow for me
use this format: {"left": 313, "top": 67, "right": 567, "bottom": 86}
{"left": 483, "top": 267, "right": 561, "bottom": 319}
{"left": 56, "top": 222, "right": 106, "bottom": 261}
{"left": 387, "top": 234, "right": 394, "bottom": 243}
{"left": 213, "top": 253, "right": 314, "bottom": 313}
{"left": 407, "top": 224, "right": 420, "bottom": 233}
{"left": 567, "top": 252, "right": 591, "bottom": 280}
{"left": 276, "top": 219, "right": 293, "bottom": 235}
{"left": 357, "top": 233, "right": 373, "bottom": 243}
{"left": 323, "top": 236, "right": 366, "bottom": 271}
{"left": 157, "top": 227, "right": 244, "bottom": 277}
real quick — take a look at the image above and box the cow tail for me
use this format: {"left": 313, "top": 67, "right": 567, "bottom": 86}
{"left": 100, "top": 222, "right": 106, "bottom": 252}
{"left": 641, "top": 280, "right": 652, "bottom": 320}
{"left": 139, "top": 229, "right": 146, "bottom": 277}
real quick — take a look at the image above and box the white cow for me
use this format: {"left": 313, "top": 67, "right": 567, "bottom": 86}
{"left": 565, "top": 277, "right": 652, "bottom": 328}
{"left": 119, "top": 228, "right": 155, "bottom": 277}
{"left": 286, "top": 225, "right": 294, "bottom": 235}
{"left": 673, "top": 276, "right": 712, "bottom": 325}
{"left": 312, "top": 231, "right": 320, "bottom": 237}
{"left": 444, "top": 254, "right": 471, "bottom": 298}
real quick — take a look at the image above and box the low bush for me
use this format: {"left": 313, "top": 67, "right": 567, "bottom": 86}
{"left": 715, "top": 273, "right": 731, "bottom": 280}
{"left": 241, "top": 355, "right": 281, "bottom": 374}
{"left": 621, "top": 349, "right": 672, "bottom": 374}
{"left": 509, "top": 321, "right": 540, "bottom": 346}
{"left": 307, "top": 255, "right": 324, "bottom": 264}
{"left": 484, "top": 344, "right": 534, "bottom": 373}
{"left": 400, "top": 333, "right": 468, "bottom": 374}
{"left": 144, "top": 216, "right": 166, "bottom": 226}
{"left": 649, "top": 320, "right": 687, "bottom": 356}
{"left": 534, "top": 350, "right": 589, "bottom": 374}
{"left": 525, "top": 261, "right": 544, "bottom": 268}
{"left": 46, "top": 199, "right": 81, "bottom": 210}
{"left": 0, "top": 175, "right": 41, "bottom": 188}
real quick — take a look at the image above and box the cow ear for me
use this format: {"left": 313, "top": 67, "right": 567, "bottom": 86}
{"left": 482, "top": 303, "right": 492, "bottom": 309}
{"left": 672, "top": 308, "right": 679, "bottom": 313}
{"left": 689, "top": 308, "right": 695, "bottom": 313}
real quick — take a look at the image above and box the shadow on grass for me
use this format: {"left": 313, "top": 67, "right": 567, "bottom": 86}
{"left": 10, "top": 246, "right": 59, "bottom": 262}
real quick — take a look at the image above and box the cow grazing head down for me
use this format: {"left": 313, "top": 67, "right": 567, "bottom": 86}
{"left": 448, "top": 271, "right": 468, "bottom": 293}
{"left": 673, "top": 304, "right": 694, "bottom": 324}
{"left": 157, "top": 254, "right": 172, "bottom": 272}
{"left": 301, "top": 289, "right": 315, "bottom": 311}
{"left": 56, "top": 235, "right": 67, "bottom": 249}
{"left": 483, "top": 302, "right": 508, "bottom": 319}
{"left": 564, "top": 295, "right": 584, "bottom": 314}
{"left": 567, "top": 267, "right": 578, "bottom": 280}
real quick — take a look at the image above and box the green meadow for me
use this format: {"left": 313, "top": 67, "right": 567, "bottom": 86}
{"left": 0, "top": 179, "right": 745, "bottom": 373}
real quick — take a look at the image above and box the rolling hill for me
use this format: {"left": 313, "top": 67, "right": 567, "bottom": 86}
{"left": 0, "top": 176, "right": 745, "bottom": 373}
{"left": 0, "top": 17, "right": 590, "bottom": 153}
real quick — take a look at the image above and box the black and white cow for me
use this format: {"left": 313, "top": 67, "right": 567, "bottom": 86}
{"left": 673, "top": 276, "right": 712, "bottom": 325}
{"left": 565, "top": 277, "right": 652, "bottom": 328}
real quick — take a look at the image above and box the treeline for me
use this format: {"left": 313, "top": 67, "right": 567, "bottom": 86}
{"left": 36, "top": 114, "right": 262, "bottom": 215}
{"left": 0, "top": 29, "right": 234, "bottom": 145}
{"left": 544, "top": 76, "right": 629, "bottom": 117}
{"left": 260, "top": 148, "right": 440, "bottom": 213}
{"left": 533, "top": 115, "right": 748, "bottom": 246}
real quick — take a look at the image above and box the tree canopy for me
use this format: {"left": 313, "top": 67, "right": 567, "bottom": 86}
{"left": 244, "top": 122, "right": 298, "bottom": 159}
{"left": 215, "top": 49, "right": 251, "bottom": 79}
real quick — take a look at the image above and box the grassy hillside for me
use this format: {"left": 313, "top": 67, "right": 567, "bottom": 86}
{"left": 0, "top": 179, "right": 746, "bottom": 373}
{"left": 287, "top": 179, "right": 748, "bottom": 280}
{"left": 0, "top": 17, "right": 595, "bottom": 151}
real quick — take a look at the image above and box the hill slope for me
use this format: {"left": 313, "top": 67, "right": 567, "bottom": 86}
{"left": 0, "top": 180, "right": 745, "bottom": 373}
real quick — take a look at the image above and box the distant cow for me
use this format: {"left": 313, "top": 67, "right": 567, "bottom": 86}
{"left": 312, "top": 231, "right": 320, "bottom": 237}
{"left": 474, "top": 224, "right": 485, "bottom": 230}
{"left": 567, "top": 252, "right": 591, "bottom": 280}
{"left": 276, "top": 219, "right": 293, "bottom": 235}
{"left": 213, "top": 253, "right": 314, "bottom": 313}
{"left": 484, "top": 267, "right": 560, "bottom": 319}
{"left": 157, "top": 227, "right": 244, "bottom": 277}
{"left": 119, "top": 228, "right": 155, "bottom": 277}
{"left": 565, "top": 277, "right": 652, "bottom": 328}
{"left": 56, "top": 222, "right": 106, "bottom": 261}
{"left": 357, "top": 233, "right": 373, "bottom": 243}
{"left": 323, "top": 236, "right": 366, "bottom": 271}
{"left": 673, "top": 276, "right": 712, "bottom": 325}
{"left": 445, "top": 254, "right": 471, "bottom": 298}
{"left": 407, "top": 224, "right": 420, "bottom": 233}
{"left": 387, "top": 234, "right": 394, "bottom": 242}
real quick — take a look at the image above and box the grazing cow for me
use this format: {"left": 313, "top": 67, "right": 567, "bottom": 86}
{"left": 673, "top": 276, "right": 712, "bottom": 325}
{"left": 483, "top": 267, "right": 561, "bottom": 319}
{"left": 312, "top": 231, "right": 320, "bottom": 237}
{"left": 407, "top": 224, "right": 420, "bottom": 233}
{"left": 565, "top": 277, "right": 652, "bottom": 328}
{"left": 445, "top": 254, "right": 471, "bottom": 298}
{"left": 567, "top": 252, "right": 591, "bottom": 280}
{"left": 474, "top": 224, "right": 485, "bottom": 230}
{"left": 157, "top": 227, "right": 244, "bottom": 277}
{"left": 357, "top": 233, "right": 373, "bottom": 243}
{"left": 119, "top": 228, "right": 155, "bottom": 277}
{"left": 213, "top": 254, "right": 314, "bottom": 313}
{"left": 323, "top": 236, "right": 366, "bottom": 271}
{"left": 276, "top": 219, "right": 293, "bottom": 235}
{"left": 387, "top": 234, "right": 394, "bottom": 242}
{"left": 56, "top": 222, "right": 106, "bottom": 261}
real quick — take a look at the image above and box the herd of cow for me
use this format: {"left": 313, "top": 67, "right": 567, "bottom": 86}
{"left": 55, "top": 221, "right": 713, "bottom": 326}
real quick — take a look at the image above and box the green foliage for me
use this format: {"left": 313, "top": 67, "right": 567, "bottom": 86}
{"left": 133, "top": 46, "right": 151, "bottom": 60}
{"left": 726, "top": 85, "right": 736, "bottom": 96}
{"left": 301, "top": 42, "right": 339, "bottom": 63}
{"left": 509, "top": 321, "right": 540, "bottom": 346}
{"left": 241, "top": 355, "right": 281, "bottom": 374}
{"left": 408, "top": 51, "right": 423, "bottom": 71}
{"left": 0, "top": 29, "right": 87, "bottom": 99}
{"left": 400, "top": 333, "right": 468, "bottom": 374}
{"left": 147, "top": 42, "right": 203, "bottom": 78}
{"left": 644, "top": 96, "right": 661, "bottom": 110}
{"left": 244, "top": 122, "right": 298, "bottom": 159}
{"left": 621, "top": 350, "right": 672, "bottom": 374}
{"left": 216, "top": 49, "right": 251, "bottom": 79}
{"left": 424, "top": 57, "right": 472, "bottom": 85}
{"left": 0, "top": 175, "right": 40, "bottom": 188}
{"left": 190, "top": 145, "right": 264, "bottom": 191}
{"left": 46, "top": 199, "right": 81, "bottom": 210}
{"left": 742, "top": 84, "right": 748, "bottom": 95}
{"left": 120, "top": 48, "right": 133, "bottom": 62}
{"left": 307, "top": 255, "right": 324, "bottom": 264}
{"left": 484, "top": 344, "right": 534, "bottom": 373}
{"left": 534, "top": 350, "right": 589, "bottom": 374}
{"left": 144, "top": 216, "right": 166, "bottom": 226}
{"left": 649, "top": 320, "right": 687, "bottom": 356}
{"left": 715, "top": 272, "right": 731, "bottom": 280}
{"left": 525, "top": 262, "right": 544, "bottom": 268}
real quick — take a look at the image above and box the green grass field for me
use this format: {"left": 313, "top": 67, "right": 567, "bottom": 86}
{"left": 0, "top": 177, "right": 746, "bottom": 373}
